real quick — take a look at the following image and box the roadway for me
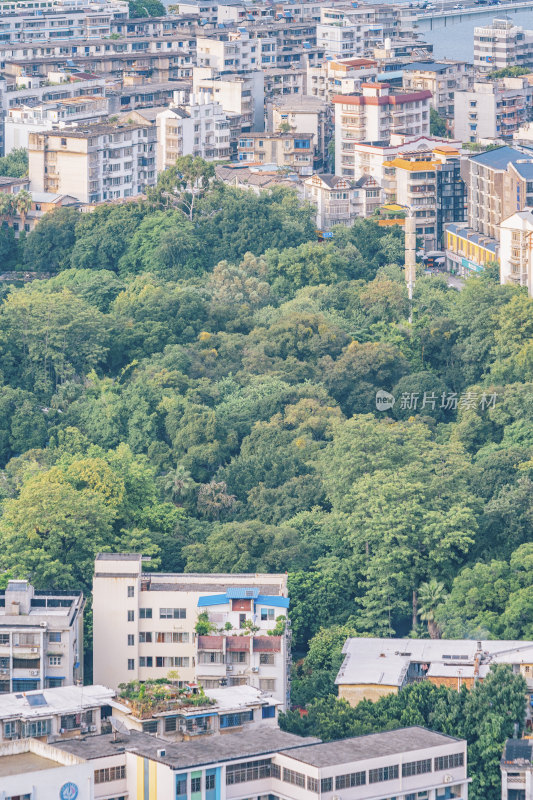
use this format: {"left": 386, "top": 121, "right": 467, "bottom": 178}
{"left": 414, "top": 0, "right": 533, "bottom": 21}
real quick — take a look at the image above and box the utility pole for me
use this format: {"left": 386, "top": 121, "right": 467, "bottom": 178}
{"left": 404, "top": 210, "right": 416, "bottom": 323}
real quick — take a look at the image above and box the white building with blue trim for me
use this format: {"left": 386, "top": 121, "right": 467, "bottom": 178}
{"left": 93, "top": 555, "right": 291, "bottom": 708}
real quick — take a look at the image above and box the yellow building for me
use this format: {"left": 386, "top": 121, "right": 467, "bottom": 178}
{"left": 445, "top": 223, "right": 499, "bottom": 276}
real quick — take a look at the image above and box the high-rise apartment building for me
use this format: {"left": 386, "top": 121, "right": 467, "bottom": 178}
{"left": 156, "top": 97, "right": 232, "bottom": 170}
{"left": 0, "top": 580, "right": 85, "bottom": 694}
{"left": 454, "top": 78, "right": 533, "bottom": 143}
{"left": 474, "top": 18, "right": 533, "bottom": 72}
{"left": 402, "top": 61, "right": 473, "bottom": 126}
{"left": 92, "top": 554, "right": 291, "bottom": 708}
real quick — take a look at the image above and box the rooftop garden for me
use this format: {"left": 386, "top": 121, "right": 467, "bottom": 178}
{"left": 117, "top": 677, "right": 215, "bottom": 719}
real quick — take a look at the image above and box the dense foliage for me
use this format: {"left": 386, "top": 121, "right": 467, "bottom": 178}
{"left": 0, "top": 159, "right": 531, "bottom": 800}
{"left": 0, "top": 148, "right": 28, "bottom": 178}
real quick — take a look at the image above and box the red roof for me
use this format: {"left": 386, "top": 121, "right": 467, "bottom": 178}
{"left": 332, "top": 90, "right": 433, "bottom": 106}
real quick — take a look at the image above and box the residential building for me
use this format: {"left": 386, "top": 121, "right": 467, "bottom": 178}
{"left": 92, "top": 554, "right": 291, "bottom": 708}
{"left": 501, "top": 738, "right": 533, "bottom": 800}
{"left": 215, "top": 163, "right": 305, "bottom": 197}
{"left": 238, "top": 130, "right": 314, "bottom": 174}
{"left": 0, "top": 579, "right": 85, "bottom": 694}
{"left": 454, "top": 78, "right": 533, "bottom": 143}
{"left": 382, "top": 145, "right": 466, "bottom": 250}
{"left": 401, "top": 61, "right": 474, "bottom": 126}
{"left": 264, "top": 67, "right": 306, "bottom": 100}
{"left": 462, "top": 145, "right": 533, "bottom": 240}
{"left": 28, "top": 116, "right": 157, "bottom": 203}
{"left": 156, "top": 96, "right": 232, "bottom": 170}
{"left": 307, "top": 56, "right": 378, "bottom": 101}
{"left": 474, "top": 18, "right": 533, "bottom": 73}
{"left": 303, "top": 172, "right": 382, "bottom": 230}
{"left": 0, "top": 684, "right": 113, "bottom": 743}
{"left": 499, "top": 208, "right": 533, "bottom": 297}
{"left": 445, "top": 223, "right": 499, "bottom": 276}
{"left": 111, "top": 683, "right": 280, "bottom": 741}
{"left": 335, "top": 133, "right": 460, "bottom": 183}
{"left": 193, "top": 69, "right": 265, "bottom": 131}
{"left": 0, "top": 0, "right": 128, "bottom": 44}
{"left": 196, "top": 31, "right": 261, "bottom": 73}
{"left": 1, "top": 190, "right": 79, "bottom": 236}
{"left": 0, "top": 725, "right": 469, "bottom": 800}
{"left": 4, "top": 96, "right": 109, "bottom": 153}
{"left": 333, "top": 84, "right": 432, "bottom": 178}
{"left": 336, "top": 637, "right": 533, "bottom": 708}
{"left": 269, "top": 94, "right": 331, "bottom": 169}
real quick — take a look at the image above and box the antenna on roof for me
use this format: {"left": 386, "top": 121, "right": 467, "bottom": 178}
{"left": 110, "top": 715, "right": 131, "bottom": 741}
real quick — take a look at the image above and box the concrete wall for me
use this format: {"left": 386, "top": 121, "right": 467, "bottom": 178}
{"left": 338, "top": 683, "right": 399, "bottom": 705}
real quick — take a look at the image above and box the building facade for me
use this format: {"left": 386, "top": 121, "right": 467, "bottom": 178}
{"left": 238, "top": 131, "right": 314, "bottom": 174}
{"left": 454, "top": 78, "right": 533, "bottom": 143}
{"left": 501, "top": 738, "right": 533, "bottom": 800}
{"left": 445, "top": 223, "right": 499, "bottom": 276}
{"left": 0, "top": 580, "right": 84, "bottom": 694}
{"left": 0, "top": 725, "right": 469, "bottom": 800}
{"left": 156, "top": 98, "right": 232, "bottom": 170}
{"left": 499, "top": 208, "right": 533, "bottom": 297}
{"left": 92, "top": 554, "right": 291, "bottom": 708}
{"left": 303, "top": 172, "right": 382, "bottom": 229}
{"left": 401, "top": 60, "right": 473, "bottom": 126}
{"left": 474, "top": 18, "right": 533, "bottom": 72}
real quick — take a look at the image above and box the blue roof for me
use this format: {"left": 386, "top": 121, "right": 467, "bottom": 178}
{"left": 198, "top": 591, "right": 289, "bottom": 608}
{"left": 446, "top": 223, "right": 498, "bottom": 253}
{"left": 512, "top": 161, "right": 533, "bottom": 179}
{"left": 470, "top": 145, "right": 533, "bottom": 170}
{"left": 198, "top": 594, "right": 228, "bottom": 607}
{"left": 403, "top": 61, "right": 449, "bottom": 72}
{"left": 256, "top": 595, "right": 290, "bottom": 609}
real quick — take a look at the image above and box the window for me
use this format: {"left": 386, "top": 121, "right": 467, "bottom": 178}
{"left": 156, "top": 632, "right": 189, "bottom": 643}
{"left": 139, "top": 657, "right": 153, "bottom": 667}
{"left": 259, "top": 679, "right": 276, "bottom": 692}
{"left": 191, "top": 777, "right": 201, "bottom": 793}
{"left": 283, "top": 768, "right": 305, "bottom": 787}
{"left": 139, "top": 632, "right": 152, "bottom": 643}
{"left": 140, "top": 608, "right": 152, "bottom": 619}
{"left": 228, "top": 651, "right": 248, "bottom": 664}
{"left": 159, "top": 608, "right": 186, "bottom": 619}
{"left": 226, "top": 759, "right": 274, "bottom": 784}
{"left": 259, "top": 652, "right": 275, "bottom": 665}
{"left": 48, "top": 656, "right": 62, "bottom": 666}
{"left": 156, "top": 656, "right": 189, "bottom": 668}
{"left": 94, "top": 766, "right": 126, "bottom": 783}
{"left": 61, "top": 138, "right": 67, "bottom": 146}
{"left": 127, "top": 634, "right": 135, "bottom": 646}
{"left": 369, "top": 765, "right": 398, "bottom": 783}
{"left": 48, "top": 632, "right": 61, "bottom": 643}
{"left": 403, "top": 759, "right": 432, "bottom": 777}
{"left": 335, "top": 772, "right": 366, "bottom": 788}
{"left": 262, "top": 705, "right": 276, "bottom": 719}
{"left": 128, "top": 659, "right": 135, "bottom": 670}
{"left": 127, "top": 610, "right": 134, "bottom": 622}
{"left": 261, "top": 608, "right": 275, "bottom": 621}
{"left": 321, "top": 778, "right": 332, "bottom": 792}
{"left": 434, "top": 753, "right": 464, "bottom": 771}
{"left": 307, "top": 777, "right": 319, "bottom": 792}
{"left": 220, "top": 711, "right": 253, "bottom": 728}
{"left": 127, "top": 586, "right": 135, "bottom": 597}
{"left": 22, "top": 718, "right": 52, "bottom": 737}
{"left": 0, "top": 633, "right": 9, "bottom": 645}
{"left": 176, "top": 776, "right": 187, "bottom": 797}
{"left": 205, "top": 774, "right": 215, "bottom": 790}
{"left": 61, "top": 714, "right": 81, "bottom": 731}
{"left": 142, "top": 720, "right": 158, "bottom": 733}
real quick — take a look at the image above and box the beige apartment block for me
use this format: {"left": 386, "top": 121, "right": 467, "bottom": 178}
{"left": 92, "top": 554, "right": 291, "bottom": 708}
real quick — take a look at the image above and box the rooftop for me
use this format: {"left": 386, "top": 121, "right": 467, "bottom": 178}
{"left": 57, "top": 728, "right": 319, "bottom": 768}
{"left": 470, "top": 144, "right": 533, "bottom": 169}
{"left": 0, "top": 750, "right": 63, "bottom": 779}
{"left": 0, "top": 685, "right": 114, "bottom": 721}
{"left": 280, "top": 727, "right": 461, "bottom": 768}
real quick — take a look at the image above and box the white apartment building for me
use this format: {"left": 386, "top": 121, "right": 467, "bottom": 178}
{"left": 92, "top": 554, "right": 291, "bottom": 708}
{"left": 454, "top": 78, "right": 533, "bottom": 143}
{"left": 303, "top": 172, "right": 382, "bottom": 230}
{"left": 0, "top": 724, "right": 469, "bottom": 800}
{"left": 156, "top": 96, "right": 232, "bottom": 170}
{"left": 307, "top": 56, "right": 378, "bottom": 101}
{"left": 499, "top": 208, "right": 533, "bottom": 297}
{"left": 474, "top": 18, "right": 533, "bottom": 73}
{"left": 402, "top": 60, "right": 474, "bottom": 125}
{"left": 333, "top": 84, "right": 432, "bottom": 178}
{"left": 0, "top": 1, "right": 128, "bottom": 44}
{"left": 5, "top": 96, "right": 108, "bottom": 153}
{"left": 29, "top": 117, "right": 157, "bottom": 203}
{"left": 270, "top": 94, "right": 331, "bottom": 169}
{"left": 193, "top": 68, "right": 265, "bottom": 131}
{"left": 196, "top": 31, "right": 261, "bottom": 73}
{"left": 0, "top": 684, "right": 113, "bottom": 743}
{"left": 0, "top": 580, "right": 85, "bottom": 694}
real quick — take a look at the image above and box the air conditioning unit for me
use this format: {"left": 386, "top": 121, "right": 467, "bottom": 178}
{"left": 444, "top": 775, "right": 453, "bottom": 784}
{"left": 89, "top": 725, "right": 97, "bottom": 733}
{"left": 227, "top": 665, "right": 233, "bottom": 671}
{"left": 40, "top": 622, "right": 47, "bottom": 628}
{"left": 251, "top": 667, "right": 259, "bottom": 673}
{"left": 81, "top": 727, "right": 89, "bottom": 734}
{"left": 31, "top": 648, "right": 39, "bottom": 653}
{"left": 29, "top": 670, "right": 39, "bottom": 676}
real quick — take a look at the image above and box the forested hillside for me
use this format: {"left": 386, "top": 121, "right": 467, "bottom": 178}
{"left": 0, "top": 161, "right": 531, "bottom": 797}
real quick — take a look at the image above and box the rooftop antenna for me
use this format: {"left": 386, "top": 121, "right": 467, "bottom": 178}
{"left": 109, "top": 715, "right": 131, "bottom": 742}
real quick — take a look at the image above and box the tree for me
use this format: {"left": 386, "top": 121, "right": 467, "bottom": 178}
{"left": 196, "top": 480, "right": 236, "bottom": 520}
{"left": 23, "top": 207, "right": 79, "bottom": 272}
{"left": 291, "top": 624, "right": 358, "bottom": 706}
{"left": 0, "top": 148, "right": 28, "bottom": 178}
{"left": 14, "top": 189, "right": 32, "bottom": 231}
{"left": 430, "top": 108, "right": 448, "bottom": 137}
{"left": 163, "top": 464, "right": 197, "bottom": 504}
{"left": 127, "top": 0, "right": 165, "bottom": 16}
{"left": 417, "top": 578, "right": 447, "bottom": 638}
{"left": 155, "top": 156, "right": 216, "bottom": 221}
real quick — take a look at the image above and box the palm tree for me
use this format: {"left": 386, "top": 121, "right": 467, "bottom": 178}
{"left": 417, "top": 579, "right": 447, "bottom": 639}
{"left": 163, "top": 464, "right": 197, "bottom": 504}
{"left": 0, "top": 192, "right": 15, "bottom": 222}
{"left": 14, "top": 189, "right": 32, "bottom": 233}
